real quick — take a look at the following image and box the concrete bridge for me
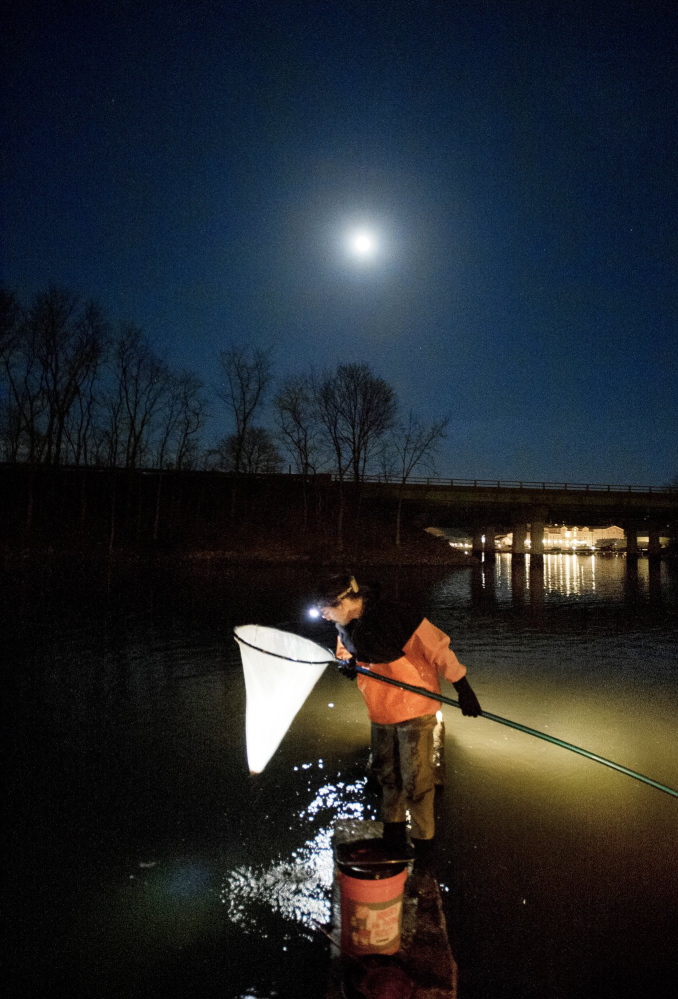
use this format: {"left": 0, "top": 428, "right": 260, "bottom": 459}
{"left": 356, "top": 476, "right": 678, "bottom": 555}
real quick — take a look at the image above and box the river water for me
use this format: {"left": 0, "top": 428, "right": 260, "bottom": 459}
{"left": 6, "top": 554, "right": 678, "bottom": 998}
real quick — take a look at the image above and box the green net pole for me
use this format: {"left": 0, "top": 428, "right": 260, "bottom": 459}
{"left": 355, "top": 665, "right": 678, "bottom": 800}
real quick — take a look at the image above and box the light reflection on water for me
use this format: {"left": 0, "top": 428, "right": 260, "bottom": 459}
{"left": 542, "top": 552, "right": 597, "bottom": 596}
{"left": 434, "top": 552, "right": 675, "bottom": 609}
{"left": 219, "top": 777, "right": 373, "bottom": 934}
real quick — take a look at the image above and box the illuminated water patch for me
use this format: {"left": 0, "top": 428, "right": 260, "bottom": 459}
{"left": 219, "top": 776, "right": 375, "bottom": 933}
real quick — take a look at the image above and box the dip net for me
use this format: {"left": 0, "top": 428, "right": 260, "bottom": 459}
{"left": 234, "top": 625, "right": 336, "bottom": 773}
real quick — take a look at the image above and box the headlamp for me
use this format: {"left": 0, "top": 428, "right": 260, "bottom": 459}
{"left": 308, "top": 576, "right": 360, "bottom": 619}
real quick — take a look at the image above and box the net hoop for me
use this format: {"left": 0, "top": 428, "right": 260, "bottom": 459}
{"left": 234, "top": 629, "right": 337, "bottom": 666}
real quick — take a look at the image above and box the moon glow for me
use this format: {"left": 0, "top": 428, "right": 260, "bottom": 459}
{"left": 349, "top": 229, "right": 377, "bottom": 258}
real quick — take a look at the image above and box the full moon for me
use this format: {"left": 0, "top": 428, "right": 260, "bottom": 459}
{"left": 349, "top": 229, "right": 377, "bottom": 258}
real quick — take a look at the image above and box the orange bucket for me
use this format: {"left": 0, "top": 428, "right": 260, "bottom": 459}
{"left": 335, "top": 839, "right": 409, "bottom": 956}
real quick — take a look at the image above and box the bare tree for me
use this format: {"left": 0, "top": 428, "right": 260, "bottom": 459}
{"left": 315, "top": 363, "right": 397, "bottom": 546}
{"left": 210, "top": 426, "right": 282, "bottom": 473}
{"left": 0, "top": 287, "right": 30, "bottom": 460}
{"left": 173, "top": 373, "right": 209, "bottom": 470}
{"left": 386, "top": 411, "right": 449, "bottom": 545}
{"left": 102, "top": 323, "right": 170, "bottom": 468}
{"left": 315, "top": 363, "right": 396, "bottom": 481}
{"left": 315, "top": 371, "right": 351, "bottom": 482}
{"left": 62, "top": 357, "right": 101, "bottom": 466}
{"left": 155, "top": 371, "right": 208, "bottom": 469}
{"left": 274, "top": 372, "right": 323, "bottom": 525}
{"left": 28, "top": 287, "right": 108, "bottom": 465}
{"left": 216, "top": 346, "right": 272, "bottom": 473}
{"left": 0, "top": 286, "right": 107, "bottom": 465}
{"left": 0, "top": 287, "right": 21, "bottom": 360}
{"left": 274, "top": 373, "right": 320, "bottom": 474}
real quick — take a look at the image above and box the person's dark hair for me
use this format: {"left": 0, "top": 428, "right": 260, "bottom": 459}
{"left": 313, "top": 572, "right": 384, "bottom": 609}
{"left": 313, "top": 572, "right": 363, "bottom": 608}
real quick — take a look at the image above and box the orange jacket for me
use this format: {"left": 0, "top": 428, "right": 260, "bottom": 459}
{"left": 336, "top": 617, "right": 466, "bottom": 724}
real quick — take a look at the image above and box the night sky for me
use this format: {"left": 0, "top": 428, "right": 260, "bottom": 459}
{"left": 3, "top": 0, "right": 677, "bottom": 483}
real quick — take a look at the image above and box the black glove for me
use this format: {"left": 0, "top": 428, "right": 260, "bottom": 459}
{"left": 453, "top": 675, "right": 482, "bottom": 716}
{"left": 337, "top": 657, "right": 357, "bottom": 680}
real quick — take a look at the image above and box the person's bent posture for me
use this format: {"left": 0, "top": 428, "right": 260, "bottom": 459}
{"left": 314, "top": 574, "right": 482, "bottom": 855}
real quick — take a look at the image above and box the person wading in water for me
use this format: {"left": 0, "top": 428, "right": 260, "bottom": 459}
{"left": 313, "top": 573, "right": 482, "bottom": 858}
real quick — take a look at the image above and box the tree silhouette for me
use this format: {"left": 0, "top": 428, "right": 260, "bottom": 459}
{"left": 0, "top": 286, "right": 108, "bottom": 465}
{"left": 216, "top": 346, "right": 272, "bottom": 474}
{"left": 155, "top": 371, "right": 208, "bottom": 469}
{"left": 102, "top": 324, "right": 170, "bottom": 468}
{"left": 315, "top": 363, "right": 397, "bottom": 547}
{"left": 274, "top": 373, "right": 320, "bottom": 475}
{"left": 210, "top": 426, "right": 282, "bottom": 473}
{"left": 315, "top": 363, "right": 396, "bottom": 483}
{"left": 384, "top": 411, "right": 449, "bottom": 545}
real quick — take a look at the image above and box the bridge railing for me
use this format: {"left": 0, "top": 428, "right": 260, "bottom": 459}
{"left": 2, "top": 463, "right": 674, "bottom": 496}
{"left": 355, "top": 475, "right": 677, "bottom": 495}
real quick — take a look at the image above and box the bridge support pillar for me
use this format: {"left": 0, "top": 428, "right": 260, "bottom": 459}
{"left": 471, "top": 528, "right": 484, "bottom": 555}
{"left": 530, "top": 521, "right": 545, "bottom": 556}
{"left": 625, "top": 524, "right": 639, "bottom": 555}
{"left": 472, "top": 527, "right": 496, "bottom": 555}
{"left": 648, "top": 526, "right": 662, "bottom": 555}
{"left": 512, "top": 523, "right": 528, "bottom": 555}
